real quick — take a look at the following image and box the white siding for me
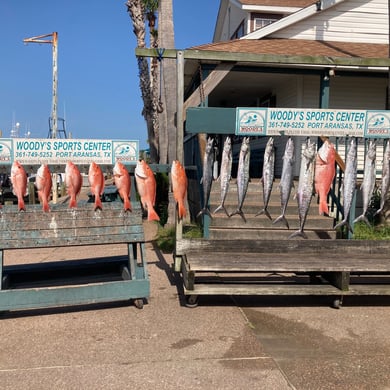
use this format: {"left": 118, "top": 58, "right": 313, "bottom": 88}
{"left": 329, "top": 76, "right": 387, "bottom": 110}
{"left": 271, "top": 0, "right": 389, "bottom": 43}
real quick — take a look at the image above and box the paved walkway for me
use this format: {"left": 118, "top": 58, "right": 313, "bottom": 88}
{"left": 1, "top": 221, "right": 390, "bottom": 389}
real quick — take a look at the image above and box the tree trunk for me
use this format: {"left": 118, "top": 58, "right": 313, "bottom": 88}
{"left": 158, "top": 0, "right": 177, "bottom": 224}
{"left": 126, "top": 0, "right": 158, "bottom": 162}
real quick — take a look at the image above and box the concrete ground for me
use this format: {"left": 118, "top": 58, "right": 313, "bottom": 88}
{"left": 1, "top": 221, "right": 390, "bottom": 390}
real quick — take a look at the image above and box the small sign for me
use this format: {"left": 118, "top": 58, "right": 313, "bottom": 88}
{"left": 236, "top": 108, "right": 390, "bottom": 138}
{"left": 0, "top": 138, "right": 139, "bottom": 166}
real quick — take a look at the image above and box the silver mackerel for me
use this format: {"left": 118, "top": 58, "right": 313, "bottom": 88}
{"left": 273, "top": 137, "right": 295, "bottom": 229}
{"left": 354, "top": 139, "right": 376, "bottom": 226}
{"left": 376, "top": 140, "right": 390, "bottom": 215}
{"left": 289, "top": 138, "right": 316, "bottom": 239}
{"left": 230, "top": 137, "right": 250, "bottom": 222}
{"left": 197, "top": 137, "right": 214, "bottom": 219}
{"left": 214, "top": 136, "right": 232, "bottom": 216}
{"left": 334, "top": 137, "right": 358, "bottom": 233}
{"left": 256, "top": 137, "right": 275, "bottom": 221}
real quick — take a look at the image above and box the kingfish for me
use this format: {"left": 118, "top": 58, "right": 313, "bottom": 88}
{"left": 354, "top": 139, "right": 376, "bottom": 226}
{"left": 273, "top": 137, "right": 295, "bottom": 229}
{"left": 289, "top": 138, "right": 316, "bottom": 239}
{"left": 256, "top": 137, "right": 275, "bottom": 221}
{"left": 230, "top": 137, "right": 250, "bottom": 222}
{"left": 334, "top": 137, "right": 358, "bottom": 233}
{"left": 214, "top": 136, "right": 232, "bottom": 216}
{"left": 376, "top": 140, "right": 390, "bottom": 216}
{"left": 197, "top": 137, "right": 214, "bottom": 219}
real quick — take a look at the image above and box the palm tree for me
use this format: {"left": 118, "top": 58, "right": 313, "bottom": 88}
{"left": 126, "top": 0, "right": 160, "bottom": 163}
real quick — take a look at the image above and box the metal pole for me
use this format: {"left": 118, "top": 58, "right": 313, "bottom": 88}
{"left": 51, "top": 32, "right": 58, "bottom": 139}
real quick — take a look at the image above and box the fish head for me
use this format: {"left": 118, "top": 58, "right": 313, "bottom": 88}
{"left": 11, "top": 161, "right": 25, "bottom": 177}
{"left": 317, "top": 140, "right": 335, "bottom": 164}
{"left": 113, "top": 161, "right": 126, "bottom": 176}
{"left": 135, "top": 160, "right": 147, "bottom": 179}
{"left": 367, "top": 139, "right": 376, "bottom": 160}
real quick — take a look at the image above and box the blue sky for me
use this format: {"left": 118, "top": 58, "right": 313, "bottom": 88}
{"left": 0, "top": 1, "right": 220, "bottom": 149}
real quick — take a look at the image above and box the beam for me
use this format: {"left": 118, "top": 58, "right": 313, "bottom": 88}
{"left": 135, "top": 47, "right": 390, "bottom": 68}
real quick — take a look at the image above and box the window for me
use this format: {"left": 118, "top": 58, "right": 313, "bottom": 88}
{"left": 254, "top": 17, "right": 278, "bottom": 30}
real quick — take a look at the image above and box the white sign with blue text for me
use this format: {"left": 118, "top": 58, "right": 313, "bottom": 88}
{"left": 236, "top": 108, "right": 390, "bottom": 138}
{"left": 0, "top": 138, "right": 139, "bottom": 165}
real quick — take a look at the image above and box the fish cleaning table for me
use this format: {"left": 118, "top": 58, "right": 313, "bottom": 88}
{"left": 0, "top": 201, "right": 149, "bottom": 313}
{"left": 175, "top": 238, "right": 390, "bottom": 308}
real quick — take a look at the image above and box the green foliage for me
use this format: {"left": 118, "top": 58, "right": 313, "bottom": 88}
{"left": 156, "top": 224, "right": 202, "bottom": 253}
{"left": 353, "top": 222, "right": 390, "bottom": 240}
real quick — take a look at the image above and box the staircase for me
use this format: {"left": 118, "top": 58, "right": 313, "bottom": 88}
{"left": 207, "top": 178, "right": 337, "bottom": 240}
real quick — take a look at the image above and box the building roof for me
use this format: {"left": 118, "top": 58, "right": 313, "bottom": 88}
{"left": 191, "top": 38, "right": 388, "bottom": 59}
{"left": 239, "top": 0, "right": 316, "bottom": 7}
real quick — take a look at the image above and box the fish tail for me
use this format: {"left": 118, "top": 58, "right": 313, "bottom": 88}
{"left": 42, "top": 200, "right": 50, "bottom": 213}
{"left": 123, "top": 197, "right": 132, "bottom": 212}
{"left": 353, "top": 214, "right": 371, "bottom": 227}
{"left": 94, "top": 197, "right": 103, "bottom": 211}
{"left": 197, "top": 208, "right": 213, "bottom": 220}
{"left": 69, "top": 196, "right": 78, "bottom": 209}
{"left": 318, "top": 200, "right": 329, "bottom": 216}
{"left": 229, "top": 209, "right": 247, "bottom": 223}
{"left": 213, "top": 203, "right": 229, "bottom": 216}
{"left": 273, "top": 214, "right": 289, "bottom": 229}
{"left": 334, "top": 219, "right": 354, "bottom": 234}
{"left": 147, "top": 207, "right": 160, "bottom": 222}
{"left": 255, "top": 208, "right": 272, "bottom": 220}
{"left": 288, "top": 229, "right": 307, "bottom": 239}
{"left": 17, "top": 198, "right": 26, "bottom": 212}
{"left": 177, "top": 201, "right": 187, "bottom": 220}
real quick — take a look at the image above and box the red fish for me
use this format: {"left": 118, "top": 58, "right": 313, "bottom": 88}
{"left": 113, "top": 161, "right": 132, "bottom": 211}
{"left": 88, "top": 162, "right": 105, "bottom": 210}
{"left": 10, "top": 161, "right": 28, "bottom": 211}
{"left": 65, "top": 161, "right": 83, "bottom": 208}
{"left": 135, "top": 160, "right": 160, "bottom": 221}
{"left": 314, "top": 140, "right": 336, "bottom": 215}
{"left": 35, "top": 164, "right": 52, "bottom": 212}
{"left": 171, "top": 160, "right": 188, "bottom": 220}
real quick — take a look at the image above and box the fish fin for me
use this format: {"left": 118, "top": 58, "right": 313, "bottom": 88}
{"left": 69, "top": 197, "right": 78, "bottom": 209}
{"left": 255, "top": 208, "right": 272, "bottom": 221}
{"left": 94, "top": 197, "right": 103, "bottom": 211}
{"left": 123, "top": 198, "right": 132, "bottom": 212}
{"left": 334, "top": 219, "right": 354, "bottom": 234}
{"left": 147, "top": 207, "right": 160, "bottom": 221}
{"left": 177, "top": 201, "right": 187, "bottom": 220}
{"left": 17, "top": 198, "right": 26, "bottom": 212}
{"left": 353, "top": 214, "right": 371, "bottom": 227}
{"left": 288, "top": 230, "right": 307, "bottom": 239}
{"left": 229, "top": 209, "right": 246, "bottom": 223}
{"left": 213, "top": 204, "right": 229, "bottom": 217}
{"left": 273, "top": 214, "right": 289, "bottom": 229}
{"left": 318, "top": 200, "right": 329, "bottom": 216}
{"left": 197, "top": 208, "right": 213, "bottom": 220}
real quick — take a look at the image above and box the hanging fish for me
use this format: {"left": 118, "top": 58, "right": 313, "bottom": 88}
{"left": 354, "top": 139, "right": 376, "bottom": 226}
{"left": 376, "top": 140, "right": 390, "bottom": 216}
{"left": 171, "top": 160, "right": 188, "bottom": 220}
{"left": 256, "top": 137, "right": 275, "bottom": 221}
{"left": 230, "top": 137, "right": 250, "bottom": 222}
{"left": 289, "top": 138, "right": 316, "bottom": 239}
{"left": 334, "top": 137, "right": 358, "bottom": 233}
{"left": 314, "top": 139, "right": 336, "bottom": 216}
{"left": 35, "top": 164, "right": 53, "bottom": 212}
{"left": 197, "top": 137, "right": 214, "bottom": 219}
{"left": 214, "top": 136, "right": 232, "bottom": 216}
{"left": 10, "top": 161, "right": 28, "bottom": 211}
{"left": 273, "top": 137, "right": 295, "bottom": 229}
